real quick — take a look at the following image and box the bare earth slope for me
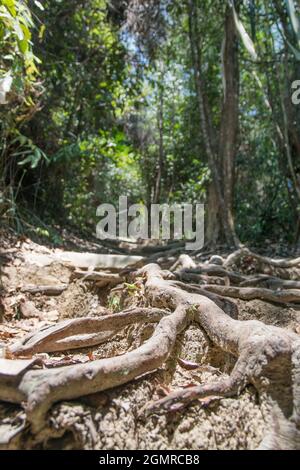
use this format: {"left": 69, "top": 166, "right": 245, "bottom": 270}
{"left": 0, "top": 233, "right": 300, "bottom": 450}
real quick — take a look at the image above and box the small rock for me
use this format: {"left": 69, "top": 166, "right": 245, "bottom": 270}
{"left": 19, "top": 299, "right": 40, "bottom": 318}
{"left": 209, "top": 255, "right": 224, "bottom": 266}
{"left": 41, "top": 310, "right": 59, "bottom": 322}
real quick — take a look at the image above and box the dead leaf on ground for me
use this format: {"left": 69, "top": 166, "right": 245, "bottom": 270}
{"left": 0, "top": 330, "right": 17, "bottom": 340}
{"left": 156, "top": 384, "right": 172, "bottom": 397}
{"left": 182, "top": 383, "right": 198, "bottom": 388}
{"left": 178, "top": 358, "right": 200, "bottom": 370}
{"left": 87, "top": 351, "right": 95, "bottom": 361}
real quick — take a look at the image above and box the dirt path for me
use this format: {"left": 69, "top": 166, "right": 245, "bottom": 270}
{"left": 0, "top": 235, "right": 300, "bottom": 450}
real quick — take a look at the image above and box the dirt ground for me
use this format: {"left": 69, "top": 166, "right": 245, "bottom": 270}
{"left": 0, "top": 231, "right": 299, "bottom": 450}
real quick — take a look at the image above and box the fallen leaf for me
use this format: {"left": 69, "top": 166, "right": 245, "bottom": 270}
{"left": 194, "top": 365, "right": 222, "bottom": 375}
{"left": 182, "top": 383, "right": 198, "bottom": 389}
{"left": 88, "top": 351, "right": 94, "bottom": 361}
{"left": 178, "top": 358, "right": 200, "bottom": 371}
{"left": 156, "top": 384, "right": 172, "bottom": 397}
{"left": 4, "top": 348, "right": 14, "bottom": 359}
{"left": 43, "top": 354, "right": 90, "bottom": 368}
{"left": 0, "top": 331, "right": 16, "bottom": 340}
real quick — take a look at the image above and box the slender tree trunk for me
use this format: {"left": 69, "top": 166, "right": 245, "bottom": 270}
{"left": 219, "top": 4, "right": 240, "bottom": 246}
{"left": 187, "top": 0, "right": 240, "bottom": 248}
{"left": 153, "top": 82, "right": 164, "bottom": 204}
{"left": 206, "top": 182, "right": 222, "bottom": 245}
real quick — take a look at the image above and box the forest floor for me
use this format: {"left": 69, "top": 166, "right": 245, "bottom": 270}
{"left": 0, "top": 228, "right": 300, "bottom": 450}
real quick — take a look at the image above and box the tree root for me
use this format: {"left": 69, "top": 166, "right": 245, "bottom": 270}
{"left": 174, "top": 253, "right": 300, "bottom": 286}
{"left": 224, "top": 248, "right": 300, "bottom": 280}
{"left": 225, "top": 247, "right": 300, "bottom": 269}
{"left": 20, "top": 285, "right": 68, "bottom": 296}
{"left": 172, "top": 254, "right": 300, "bottom": 305}
{"left": 0, "top": 263, "right": 300, "bottom": 449}
{"left": 240, "top": 276, "right": 300, "bottom": 290}
{"left": 201, "top": 285, "right": 300, "bottom": 304}
{"left": 9, "top": 307, "right": 168, "bottom": 356}
{"left": 169, "top": 280, "right": 239, "bottom": 318}
{"left": 72, "top": 270, "right": 123, "bottom": 286}
{"left": 146, "top": 364, "right": 246, "bottom": 414}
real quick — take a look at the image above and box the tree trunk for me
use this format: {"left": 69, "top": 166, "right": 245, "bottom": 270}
{"left": 218, "top": 4, "right": 240, "bottom": 247}
{"left": 187, "top": 0, "right": 240, "bottom": 248}
{"left": 153, "top": 81, "right": 164, "bottom": 204}
{"left": 206, "top": 182, "right": 222, "bottom": 246}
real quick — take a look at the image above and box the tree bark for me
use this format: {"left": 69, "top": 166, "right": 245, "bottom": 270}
{"left": 187, "top": 0, "right": 240, "bottom": 248}
{"left": 153, "top": 77, "right": 165, "bottom": 204}
{"left": 219, "top": 4, "right": 240, "bottom": 246}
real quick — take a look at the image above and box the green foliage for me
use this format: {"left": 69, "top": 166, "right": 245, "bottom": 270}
{"left": 0, "top": 0, "right": 40, "bottom": 105}
{"left": 57, "top": 131, "right": 142, "bottom": 229}
{"left": 13, "top": 134, "right": 48, "bottom": 168}
{"left": 0, "top": 0, "right": 299, "bottom": 248}
{"left": 107, "top": 294, "right": 122, "bottom": 313}
{"left": 0, "top": 0, "right": 43, "bottom": 228}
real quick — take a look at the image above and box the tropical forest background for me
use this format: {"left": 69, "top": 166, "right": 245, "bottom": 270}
{"left": 1, "top": 0, "right": 300, "bottom": 250}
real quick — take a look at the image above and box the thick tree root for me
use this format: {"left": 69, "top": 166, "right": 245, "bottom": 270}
{"left": 9, "top": 307, "right": 168, "bottom": 356}
{"left": 146, "top": 372, "right": 244, "bottom": 414}
{"left": 0, "top": 263, "right": 300, "bottom": 449}
{"left": 178, "top": 265, "right": 300, "bottom": 289}
{"left": 225, "top": 248, "right": 300, "bottom": 269}
{"left": 20, "top": 285, "right": 68, "bottom": 296}
{"left": 201, "top": 285, "right": 300, "bottom": 304}
{"left": 72, "top": 270, "right": 123, "bottom": 286}
{"left": 173, "top": 254, "right": 300, "bottom": 305}
{"left": 224, "top": 248, "right": 300, "bottom": 280}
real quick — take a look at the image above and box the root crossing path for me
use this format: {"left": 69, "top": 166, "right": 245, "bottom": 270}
{"left": 0, "top": 244, "right": 300, "bottom": 450}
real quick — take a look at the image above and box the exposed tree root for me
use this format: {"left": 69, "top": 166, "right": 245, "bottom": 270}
{"left": 201, "top": 285, "right": 300, "bottom": 304}
{"left": 175, "top": 255, "right": 300, "bottom": 288}
{"left": 20, "top": 285, "right": 68, "bottom": 296}
{"left": 224, "top": 248, "right": 300, "bottom": 280}
{"left": 239, "top": 276, "right": 300, "bottom": 290}
{"left": 72, "top": 270, "right": 123, "bottom": 286}
{"left": 0, "top": 262, "right": 300, "bottom": 449}
{"left": 176, "top": 265, "right": 244, "bottom": 285}
{"left": 146, "top": 370, "right": 244, "bottom": 414}
{"left": 173, "top": 254, "right": 300, "bottom": 305}
{"left": 9, "top": 307, "right": 168, "bottom": 356}
{"left": 169, "top": 280, "right": 239, "bottom": 318}
{"left": 225, "top": 248, "right": 300, "bottom": 269}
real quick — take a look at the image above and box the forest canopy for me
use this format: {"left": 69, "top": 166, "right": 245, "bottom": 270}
{"left": 0, "top": 0, "right": 300, "bottom": 247}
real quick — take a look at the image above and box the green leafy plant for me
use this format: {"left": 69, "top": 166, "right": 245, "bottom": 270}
{"left": 0, "top": 0, "right": 41, "bottom": 102}
{"left": 12, "top": 134, "right": 48, "bottom": 169}
{"left": 108, "top": 295, "right": 122, "bottom": 313}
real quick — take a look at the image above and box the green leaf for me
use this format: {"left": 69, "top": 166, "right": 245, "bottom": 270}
{"left": 18, "top": 154, "right": 34, "bottom": 166}
{"left": 38, "top": 24, "right": 45, "bottom": 39}
{"left": 20, "top": 23, "right": 31, "bottom": 41}
{"left": 2, "top": 0, "right": 16, "bottom": 17}
{"left": 18, "top": 38, "right": 28, "bottom": 54}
